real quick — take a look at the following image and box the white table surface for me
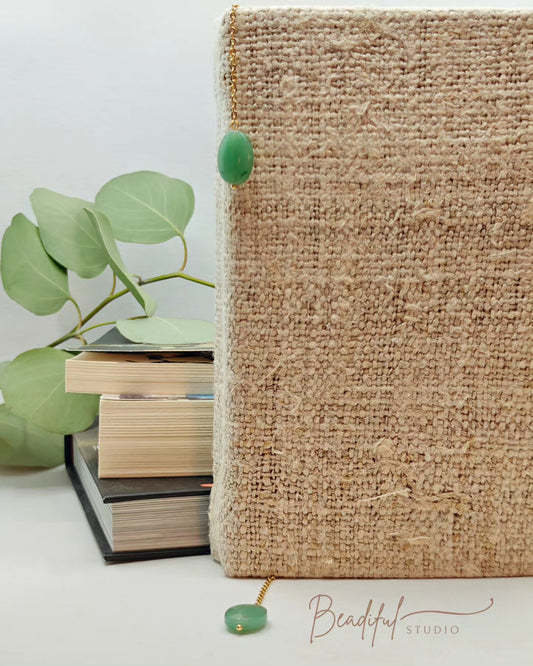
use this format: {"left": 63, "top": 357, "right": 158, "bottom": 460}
{"left": 1, "top": 465, "right": 532, "bottom": 666}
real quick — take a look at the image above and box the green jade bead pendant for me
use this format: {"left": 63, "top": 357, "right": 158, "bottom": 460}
{"left": 217, "top": 130, "right": 254, "bottom": 185}
{"left": 224, "top": 603, "right": 267, "bottom": 635}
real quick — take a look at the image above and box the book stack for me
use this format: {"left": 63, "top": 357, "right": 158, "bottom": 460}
{"left": 64, "top": 330, "right": 214, "bottom": 562}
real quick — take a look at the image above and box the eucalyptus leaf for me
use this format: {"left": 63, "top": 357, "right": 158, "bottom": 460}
{"left": 117, "top": 317, "right": 214, "bottom": 345}
{"left": 30, "top": 189, "right": 108, "bottom": 279}
{"left": 0, "top": 404, "right": 63, "bottom": 467}
{"left": 95, "top": 171, "right": 194, "bottom": 244}
{"left": 84, "top": 208, "right": 156, "bottom": 317}
{"left": 0, "top": 214, "right": 71, "bottom": 315}
{"left": 0, "top": 361, "right": 10, "bottom": 385}
{"left": 1, "top": 348, "right": 99, "bottom": 434}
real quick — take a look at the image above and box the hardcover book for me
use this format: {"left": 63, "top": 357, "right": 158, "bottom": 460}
{"left": 65, "top": 427, "right": 212, "bottom": 562}
{"left": 209, "top": 8, "right": 533, "bottom": 578}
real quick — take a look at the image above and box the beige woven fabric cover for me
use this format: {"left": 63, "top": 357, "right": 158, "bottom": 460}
{"left": 210, "top": 8, "right": 533, "bottom": 578}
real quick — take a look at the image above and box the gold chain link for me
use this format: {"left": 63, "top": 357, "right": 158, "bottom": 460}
{"left": 255, "top": 576, "right": 276, "bottom": 606}
{"left": 227, "top": 8, "right": 273, "bottom": 611}
{"left": 229, "top": 4, "right": 239, "bottom": 130}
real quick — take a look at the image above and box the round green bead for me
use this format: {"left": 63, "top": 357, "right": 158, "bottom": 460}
{"left": 217, "top": 130, "right": 254, "bottom": 185}
{"left": 224, "top": 603, "right": 267, "bottom": 634}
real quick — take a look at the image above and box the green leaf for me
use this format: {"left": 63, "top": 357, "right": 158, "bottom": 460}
{"left": 95, "top": 171, "right": 194, "bottom": 244}
{"left": 0, "top": 348, "right": 99, "bottom": 434}
{"left": 117, "top": 317, "right": 214, "bottom": 345}
{"left": 0, "top": 361, "right": 10, "bottom": 385}
{"left": 84, "top": 208, "right": 157, "bottom": 317}
{"left": 0, "top": 214, "right": 71, "bottom": 315}
{"left": 30, "top": 189, "right": 108, "bottom": 279}
{"left": 0, "top": 404, "right": 63, "bottom": 467}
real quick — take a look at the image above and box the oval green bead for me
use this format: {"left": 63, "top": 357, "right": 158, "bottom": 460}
{"left": 217, "top": 130, "right": 254, "bottom": 185}
{"left": 224, "top": 603, "right": 267, "bottom": 634}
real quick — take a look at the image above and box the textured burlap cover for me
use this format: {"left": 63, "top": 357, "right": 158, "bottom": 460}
{"left": 209, "top": 8, "right": 533, "bottom": 578}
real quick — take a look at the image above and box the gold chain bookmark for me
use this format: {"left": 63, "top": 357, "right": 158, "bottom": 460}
{"left": 217, "top": 4, "right": 254, "bottom": 186}
{"left": 219, "top": 4, "right": 269, "bottom": 635}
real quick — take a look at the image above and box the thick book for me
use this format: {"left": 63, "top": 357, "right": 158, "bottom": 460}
{"left": 98, "top": 395, "right": 213, "bottom": 478}
{"left": 65, "top": 427, "right": 212, "bottom": 562}
{"left": 65, "top": 350, "right": 214, "bottom": 397}
{"left": 210, "top": 9, "right": 533, "bottom": 578}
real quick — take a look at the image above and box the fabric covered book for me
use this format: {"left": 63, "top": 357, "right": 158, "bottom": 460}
{"left": 209, "top": 8, "right": 533, "bottom": 578}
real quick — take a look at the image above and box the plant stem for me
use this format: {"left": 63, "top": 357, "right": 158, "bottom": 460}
{"left": 76, "top": 320, "right": 117, "bottom": 336}
{"left": 177, "top": 232, "right": 188, "bottom": 273}
{"left": 141, "top": 272, "right": 214, "bottom": 289}
{"left": 108, "top": 274, "right": 117, "bottom": 297}
{"left": 69, "top": 297, "right": 83, "bottom": 329}
{"left": 46, "top": 271, "right": 215, "bottom": 348}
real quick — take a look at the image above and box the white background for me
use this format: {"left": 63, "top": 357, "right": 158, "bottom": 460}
{"left": 1, "top": 1, "right": 532, "bottom": 665}
{"left": 1, "top": 466, "right": 532, "bottom": 666}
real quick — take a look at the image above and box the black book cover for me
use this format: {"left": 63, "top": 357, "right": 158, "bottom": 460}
{"left": 65, "top": 326, "right": 213, "bottom": 356}
{"left": 65, "top": 429, "right": 212, "bottom": 563}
